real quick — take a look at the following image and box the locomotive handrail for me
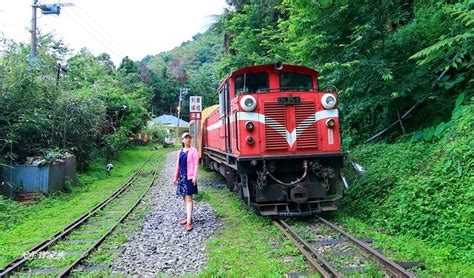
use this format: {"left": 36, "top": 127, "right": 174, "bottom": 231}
{"left": 255, "top": 87, "right": 319, "bottom": 93}
{"left": 237, "top": 87, "right": 321, "bottom": 94}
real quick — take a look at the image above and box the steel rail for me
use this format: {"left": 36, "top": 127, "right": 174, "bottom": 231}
{"left": 317, "top": 216, "right": 416, "bottom": 278}
{"left": 0, "top": 159, "right": 151, "bottom": 277}
{"left": 278, "top": 220, "right": 341, "bottom": 277}
{"left": 274, "top": 220, "right": 331, "bottom": 278}
{"left": 59, "top": 162, "right": 160, "bottom": 277}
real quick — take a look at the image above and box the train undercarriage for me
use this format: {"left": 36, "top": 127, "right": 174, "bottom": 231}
{"left": 203, "top": 147, "right": 345, "bottom": 216}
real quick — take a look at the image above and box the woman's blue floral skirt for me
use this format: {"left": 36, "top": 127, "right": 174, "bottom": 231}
{"left": 176, "top": 171, "right": 198, "bottom": 196}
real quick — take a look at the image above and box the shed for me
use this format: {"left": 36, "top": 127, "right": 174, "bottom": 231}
{"left": 148, "top": 114, "right": 190, "bottom": 144}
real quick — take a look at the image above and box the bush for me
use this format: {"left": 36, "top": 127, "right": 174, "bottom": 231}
{"left": 342, "top": 100, "right": 474, "bottom": 263}
{"left": 0, "top": 36, "right": 153, "bottom": 169}
{"left": 144, "top": 125, "right": 168, "bottom": 144}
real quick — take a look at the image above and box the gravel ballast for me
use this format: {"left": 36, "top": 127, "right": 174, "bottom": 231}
{"left": 111, "top": 151, "right": 221, "bottom": 276}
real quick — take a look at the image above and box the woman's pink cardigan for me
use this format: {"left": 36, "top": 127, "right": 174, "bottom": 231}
{"left": 174, "top": 147, "right": 199, "bottom": 182}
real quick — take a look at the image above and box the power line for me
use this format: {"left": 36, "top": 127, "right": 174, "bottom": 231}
{"left": 64, "top": 10, "right": 126, "bottom": 61}
{"left": 66, "top": 9, "right": 127, "bottom": 58}
{"left": 68, "top": 8, "right": 128, "bottom": 58}
{"left": 75, "top": 6, "right": 135, "bottom": 59}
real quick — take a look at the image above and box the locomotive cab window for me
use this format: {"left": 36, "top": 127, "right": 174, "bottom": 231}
{"left": 234, "top": 72, "right": 269, "bottom": 95}
{"left": 279, "top": 72, "right": 313, "bottom": 91}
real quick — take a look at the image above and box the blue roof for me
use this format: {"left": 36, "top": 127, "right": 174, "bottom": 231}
{"left": 149, "top": 114, "right": 189, "bottom": 128}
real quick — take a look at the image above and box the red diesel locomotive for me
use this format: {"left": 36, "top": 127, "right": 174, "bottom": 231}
{"left": 202, "top": 63, "right": 345, "bottom": 216}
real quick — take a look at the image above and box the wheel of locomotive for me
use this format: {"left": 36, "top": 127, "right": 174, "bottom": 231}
{"left": 238, "top": 182, "right": 244, "bottom": 200}
{"left": 238, "top": 183, "right": 250, "bottom": 205}
{"left": 225, "top": 169, "right": 239, "bottom": 192}
{"left": 232, "top": 173, "right": 239, "bottom": 193}
{"left": 238, "top": 174, "right": 251, "bottom": 205}
{"left": 203, "top": 154, "right": 212, "bottom": 171}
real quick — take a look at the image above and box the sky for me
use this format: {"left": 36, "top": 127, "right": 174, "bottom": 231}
{"left": 0, "top": 0, "right": 228, "bottom": 65}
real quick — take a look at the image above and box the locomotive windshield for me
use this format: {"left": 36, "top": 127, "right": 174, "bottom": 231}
{"left": 234, "top": 72, "right": 269, "bottom": 94}
{"left": 279, "top": 72, "right": 313, "bottom": 91}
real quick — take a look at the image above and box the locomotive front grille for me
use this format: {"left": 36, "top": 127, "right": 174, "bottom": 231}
{"left": 295, "top": 101, "right": 317, "bottom": 149}
{"left": 264, "top": 102, "right": 287, "bottom": 150}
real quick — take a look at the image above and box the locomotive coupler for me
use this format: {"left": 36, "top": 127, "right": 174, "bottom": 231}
{"left": 266, "top": 160, "right": 309, "bottom": 188}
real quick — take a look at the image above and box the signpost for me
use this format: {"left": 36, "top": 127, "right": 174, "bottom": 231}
{"left": 189, "top": 112, "right": 201, "bottom": 120}
{"left": 189, "top": 96, "right": 202, "bottom": 150}
{"left": 189, "top": 96, "right": 202, "bottom": 120}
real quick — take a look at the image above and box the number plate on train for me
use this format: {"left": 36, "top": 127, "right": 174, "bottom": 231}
{"left": 278, "top": 96, "right": 301, "bottom": 105}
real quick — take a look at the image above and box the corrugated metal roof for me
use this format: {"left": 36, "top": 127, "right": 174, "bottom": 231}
{"left": 149, "top": 114, "right": 190, "bottom": 128}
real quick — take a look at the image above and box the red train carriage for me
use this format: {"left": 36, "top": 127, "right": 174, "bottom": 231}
{"left": 202, "top": 63, "right": 345, "bottom": 216}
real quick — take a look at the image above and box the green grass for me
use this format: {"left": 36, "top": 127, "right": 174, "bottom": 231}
{"left": 340, "top": 102, "right": 473, "bottom": 276}
{"left": 0, "top": 145, "right": 168, "bottom": 267}
{"left": 78, "top": 203, "right": 151, "bottom": 269}
{"left": 197, "top": 167, "right": 312, "bottom": 277}
{"left": 332, "top": 214, "right": 474, "bottom": 277}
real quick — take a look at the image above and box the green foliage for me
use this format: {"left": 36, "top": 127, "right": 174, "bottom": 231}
{"left": 144, "top": 125, "right": 168, "bottom": 144}
{"left": 410, "top": 2, "right": 474, "bottom": 71}
{"left": 217, "top": 0, "right": 282, "bottom": 74}
{"left": 413, "top": 92, "right": 466, "bottom": 142}
{"left": 103, "top": 128, "right": 130, "bottom": 155}
{"left": 217, "top": 0, "right": 473, "bottom": 144}
{"left": 342, "top": 100, "right": 474, "bottom": 265}
{"left": 0, "top": 36, "right": 153, "bottom": 168}
{"left": 144, "top": 30, "right": 223, "bottom": 120}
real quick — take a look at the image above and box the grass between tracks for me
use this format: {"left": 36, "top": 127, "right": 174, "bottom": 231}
{"left": 0, "top": 144, "right": 168, "bottom": 267}
{"left": 196, "top": 168, "right": 311, "bottom": 277}
{"left": 72, "top": 186, "right": 154, "bottom": 277}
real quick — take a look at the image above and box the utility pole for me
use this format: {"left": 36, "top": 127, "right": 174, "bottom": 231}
{"left": 175, "top": 88, "right": 189, "bottom": 143}
{"left": 30, "top": 1, "right": 74, "bottom": 61}
{"left": 56, "top": 63, "right": 61, "bottom": 87}
{"left": 31, "top": 0, "right": 38, "bottom": 58}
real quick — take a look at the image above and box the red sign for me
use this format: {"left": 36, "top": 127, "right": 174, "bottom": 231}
{"left": 189, "top": 112, "right": 202, "bottom": 120}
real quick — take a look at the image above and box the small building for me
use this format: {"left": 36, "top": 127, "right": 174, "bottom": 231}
{"left": 148, "top": 114, "right": 189, "bottom": 144}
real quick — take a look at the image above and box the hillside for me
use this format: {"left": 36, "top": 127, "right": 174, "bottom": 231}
{"left": 143, "top": 30, "right": 224, "bottom": 120}
{"left": 145, "top": 0, "right": 473, "bottom": 272}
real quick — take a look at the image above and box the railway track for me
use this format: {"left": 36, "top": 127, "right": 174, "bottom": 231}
{"left": 0, "top": 158, "right": 159, "bottom": 277}
{"left": 275, "top": 217, "right": 417, "bottom": 277}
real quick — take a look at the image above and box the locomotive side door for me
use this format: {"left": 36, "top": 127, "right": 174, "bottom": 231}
{"left": 224, "top": 81, "right": 232, "bottom": 153}
{"left": 218, "top": 86, "right": 226, "bottom": 152}
{"left": 218, "top": 81, "right": 231, "bottom": 152}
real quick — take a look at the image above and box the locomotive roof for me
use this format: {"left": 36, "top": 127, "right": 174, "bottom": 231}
{"left": 218, "top": 63, "right": 320, "bottom": 91}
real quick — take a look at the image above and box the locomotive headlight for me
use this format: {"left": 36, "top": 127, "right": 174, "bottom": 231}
{"left": 245, "top": 121, "right": 255, "bottom": 131}
{"left": 326, "top": 119, "right": 336, "bottom": 128}
{"left": 240, "top": 95, "right": 257, "bottom": 112}
{"left": 321, "top": 93, "right": 337, "bottom": 109}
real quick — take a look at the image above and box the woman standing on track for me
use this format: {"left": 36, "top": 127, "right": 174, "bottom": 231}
{"left": 173, "top": 132, "right": 199, "bottom": 231}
